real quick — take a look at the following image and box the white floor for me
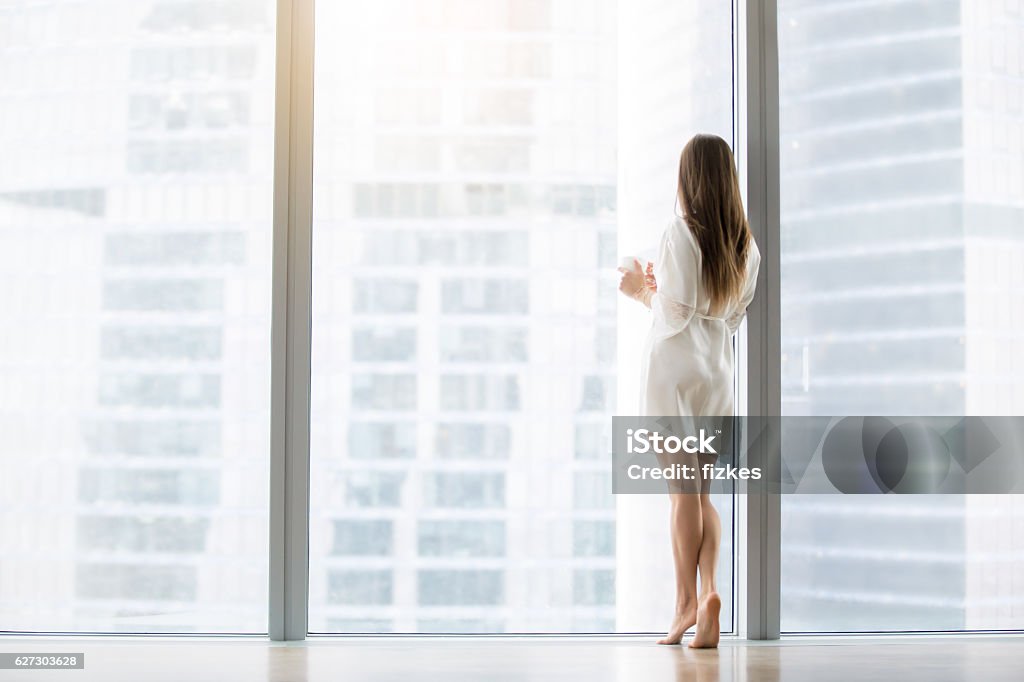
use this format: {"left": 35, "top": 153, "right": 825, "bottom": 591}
{"left": 2, "top": 635, "right": 1024, "bottom": 681}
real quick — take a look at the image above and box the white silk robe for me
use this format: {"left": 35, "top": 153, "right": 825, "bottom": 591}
{"left": 639, "top": 216, "right": 760, "bottom": 417}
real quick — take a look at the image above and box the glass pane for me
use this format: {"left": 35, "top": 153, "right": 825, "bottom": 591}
{"left": 309, "top": 0, "right": 734, "bottom": 633}
{"left": 615, "top": 0, "right": 736, "bottom": 635}
{"left": 779, "top": 0, "right": 1024, "bottom": 631}
{"left": 0, "top": 1, "right": 275, "bottom": 632}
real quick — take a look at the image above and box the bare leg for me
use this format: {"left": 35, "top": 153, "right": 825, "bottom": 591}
{"left": 690, "top": 480, "right": 721, "bottom": 648}
{"left": 696, "top": 493, "right": 720, "bottom": 599}
{"left": 657, "top": 492, "right": 702, "bottom": 645}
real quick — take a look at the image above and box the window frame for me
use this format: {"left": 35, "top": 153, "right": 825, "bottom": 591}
{"left": 269, "top": 0, "right": 315, "bottom": 642}
{"left": 3, "top": 0, "right": 1012, "bottom": 642}
{"left": 734, "top": 0, "right": 782, "bottom": 641}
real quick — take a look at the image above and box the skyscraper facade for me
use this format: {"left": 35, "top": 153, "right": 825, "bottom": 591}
{"left": 0, "top": 0, "right": 276, "bottom": 632}
{"left": 779, "top": 0, "right": 1024, "bottom": 631}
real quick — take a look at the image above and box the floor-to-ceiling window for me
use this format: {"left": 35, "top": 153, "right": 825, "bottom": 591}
{"left": 0, "top": 0, "right": 276, "bottom": 633}
{"left": 0, "top": 0, "right": 738, "bottom": 637}
{"left": 10, "top": 0, "right": 1004, "bottom": 639}
{"left": 306, "top": 0, "right": 736, "bottom": 633}
{"left": 778, "top": 0, "right": 1024, "bottom": 632}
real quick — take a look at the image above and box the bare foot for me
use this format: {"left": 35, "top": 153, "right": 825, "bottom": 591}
{"left": 689, "top": 592, "right": 721, "bottom": 649}
{"left": 656, "top": 605, "right": 697, "bottom": 645}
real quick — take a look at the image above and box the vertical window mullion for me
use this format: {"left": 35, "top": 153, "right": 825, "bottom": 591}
{"left": 736, "top": 0, "right": 782, "bottom": 641}
{"left": 270, "top": 0, "right": 315, "bottom": 642}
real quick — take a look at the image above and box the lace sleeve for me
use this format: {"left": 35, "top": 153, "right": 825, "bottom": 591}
{"left": 651, "top": 292, "right": 696, "bottom": 339}
{"left": 645, "top": 220, "right": 700, "bottom": 340}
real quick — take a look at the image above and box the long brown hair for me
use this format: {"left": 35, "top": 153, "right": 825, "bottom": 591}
{"left": 677, "top": 134, "right": 752, "bottom": 313}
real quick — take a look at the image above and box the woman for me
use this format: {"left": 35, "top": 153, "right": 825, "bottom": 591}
{"left": 618, "top": 134, "right": 759, "bottom": 648}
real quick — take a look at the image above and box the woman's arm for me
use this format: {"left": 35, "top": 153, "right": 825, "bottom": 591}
{"left": 647, "top": 221, "right": 699, "bottom": 340}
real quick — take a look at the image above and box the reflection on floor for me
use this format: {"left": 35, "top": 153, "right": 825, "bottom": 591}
{"left": 2, "top": 636, "right": 1023, "bottom": 681}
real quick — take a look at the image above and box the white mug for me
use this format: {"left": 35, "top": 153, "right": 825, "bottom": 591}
{"left": 618, "top": 255, "right": 641, "bottom": 271}
{"left": 619, "top": 245, "right": 657, "bottom": 272}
